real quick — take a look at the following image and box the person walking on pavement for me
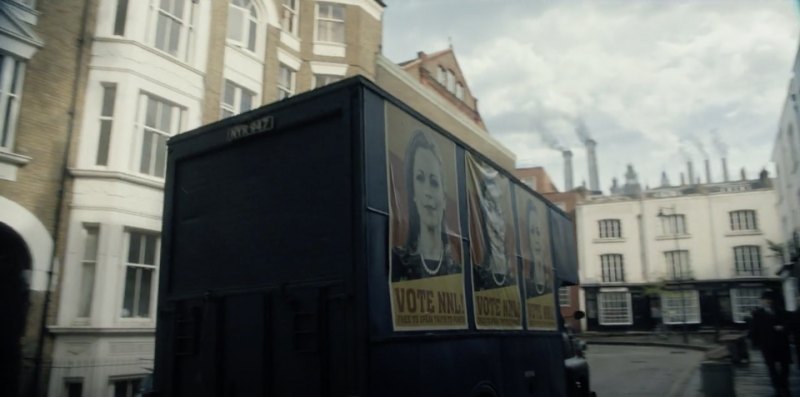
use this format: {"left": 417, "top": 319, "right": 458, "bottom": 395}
{"left": 750, "top": 290, "right": 792, "bottom": 397}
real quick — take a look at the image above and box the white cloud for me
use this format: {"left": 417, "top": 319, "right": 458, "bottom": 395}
{"left": 383, "top": 0, "right": 799, "bottom": 192}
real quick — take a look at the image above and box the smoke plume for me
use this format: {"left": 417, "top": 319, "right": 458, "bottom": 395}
{"left": 711, "top": 128, "right": 728, "bottom": 157}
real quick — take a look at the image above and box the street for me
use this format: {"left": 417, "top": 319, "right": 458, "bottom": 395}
{"left": 586, "top": 344, "right": 703, "bottom": 397}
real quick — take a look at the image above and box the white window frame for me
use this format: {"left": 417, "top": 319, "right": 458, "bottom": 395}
{"left": 136, "top": 93, "right": 183, "bottom": 178}
{"left": 598, "top": 291, "right": 632, "bottom": 325}
{"left": 731, "top": 287, "right": 764, "bottom": 323}
{"left": 0, "top": 55, "right": 25, "bottom": 152}
{"left": 665, "top": 250, "right": 691, "bottom": 280}
{"left": 315, "top": 2, "right": 345, "bottom": 44}
{"left": 281, "top": 0, "right": 299, "bottom": 36}
{"left": 221, "top": 79, "right": 255, "bottom": 119}
{"left": 661, "top": 214, "right": 687, "bottom": 235}
{"left": 77, "top": 224, "right": 100, "bottom": 319}
{"left": 600, "top": 254, "right": 625, "bottom": 282}
{"left": 661, "top": 290, "right": 701, "bottom": 324}
{"left": 152, "top": 0, "right": 197, "bottom": 61}
{"left": 734, "top": 245, "right": 763, "bottom": 277}
{"left": 277, "top": 63, "right": 296, "bottom": 100}
{"left": 729, "top": 210, "right": 757, "bottom": 231}
{"left": 598, "top": 219, "right": 622, "bottom": 239}
{"left": 227, "top": 0, "right": 258, "bottom": 52}
{"left": 559, "top": 287, "right": 571, "bottom": 307}
{"left": 121, "top": 230, "right": 160, "bottom": 319}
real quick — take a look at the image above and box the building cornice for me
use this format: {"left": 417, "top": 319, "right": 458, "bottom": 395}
{"left": 69, "top": 168, "right": 165, "bottom": 191}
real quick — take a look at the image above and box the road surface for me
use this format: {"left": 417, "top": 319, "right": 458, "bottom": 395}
{"left": 586, "top": 344, "right": 703, "bottom": 397}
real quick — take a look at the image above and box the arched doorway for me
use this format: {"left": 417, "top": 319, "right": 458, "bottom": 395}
{"left": 0, "top": 222, "right": 31, "bottom": 396}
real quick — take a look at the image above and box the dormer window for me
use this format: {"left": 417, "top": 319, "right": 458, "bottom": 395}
{"left": 446, "top": 70, "right": 456, "bottom": 92}
{"left": 437, "top": 66, "right": 446, "bottom": 85}
{"left": 455, "top": 83, "right": 464, "bottom": 100}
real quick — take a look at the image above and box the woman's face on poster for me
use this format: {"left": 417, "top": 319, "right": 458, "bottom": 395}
{"left": 412, "top": 148, "right": 445, "bottom": 231}
{"left": 528, "top": 206, "right": 547, "bottom": 293}
{"left": 527, "top": 207, "right": 542, "bottom": 259}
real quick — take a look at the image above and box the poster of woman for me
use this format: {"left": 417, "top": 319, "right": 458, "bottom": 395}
{"left": 386, "top": 103, "right": 467, "bottom": 331}
{"left": 516, "top": 189, "right": 557, "bottom": 330}
{"left": 465, "top": 153, "right": 522, "bottom": 330}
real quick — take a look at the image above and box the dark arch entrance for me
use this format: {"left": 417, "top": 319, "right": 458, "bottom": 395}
{"left": 0, "top": 222, "right": 31, "bottom": 397}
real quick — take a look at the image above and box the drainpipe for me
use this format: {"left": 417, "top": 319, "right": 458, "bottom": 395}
{"left": 29, "top": 0, "right": 91, "bottom": 395}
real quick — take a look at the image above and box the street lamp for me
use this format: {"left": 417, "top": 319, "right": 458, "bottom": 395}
{"left": 657, "top": 205, "right": 689, "bottom": 344}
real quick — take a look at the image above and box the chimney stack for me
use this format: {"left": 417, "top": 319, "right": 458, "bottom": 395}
{"left": 687, "top": 161, "right": 695, "bottom": 186}
{"left": 563, "top": 150, "right": 574, "bottom": 191}
{"left": 704, "top": 159, "right": 712, "bottom": 184}
{"left": 741, "top": 168, "right": 747, "bottom": 181}
{"left": 722, "top": 158, "right": 729, "bottom": 182}
{"left": 586, "top": 139, "right": 600, "bottom": 192}
{"left": 680, "top": 172, "right": 685, "bottom": 186}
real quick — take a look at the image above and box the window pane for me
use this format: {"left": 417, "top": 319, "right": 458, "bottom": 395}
{"left": 145, "top": 98, "right": 157, "bottom": 128}
{"left": 241, "top": 91, "right": 252, "bottom": 112}
{"left": 154, "top": 133, "right": 167, "bottom": 178}
{"left": 137, "top": 269, "right": 153, "bottom": 317}
{"left": 101, "top": 84, "right": 117, "bottom": 117}
{"left": 158, "top": 103, "right": 172, "bottom": 133}
{"left": 128, "top": 233, "right": 141, "bottom": 263}
{"left": 227, "top": 6, "right": 244, "bottom": 42}
{"left": 78, "top": 262, "right": 96, "bottom": 317}
{"left": 140, "top": 130, "right": 153, "bottom": 174}
{"left": 331, "top": 4, "right": 344, "bottom": 20}
{"left": 144, "top": 234, "right": 157, "bottom": 265}
{"left": 172, "top": 0, "right": 184, "bottom": 17}
{"left": 248, "top": 20, "right": 257, "bottom": 51}
{"left": 83, "top": 227, "right": 99, "bottom": 260}
{"left": 92, "top": 130, "right": 111, "bottom": 168}
{"left": 168, "top": 20, "right": 181, "bottom": 55}
{"left": 332, "top": 22, "right": 344, "bottom": 43}
{"left": 155, "top": 14, "right": 169, "bottom": 51}
{"left": 114, "top": 0, "right": 129, "bottom": 35}
{"left": 67, "top": 382, "right": 83, "bottom": 397}
{"left": 223, "top": 81, "right": 235, "bottom": 106}
{"left": 122, "top": 267, "right": 137, "bottom": 317}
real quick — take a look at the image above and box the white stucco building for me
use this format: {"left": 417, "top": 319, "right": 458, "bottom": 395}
{"left": 576, "top": 175, "right": 782, "bottom": 331}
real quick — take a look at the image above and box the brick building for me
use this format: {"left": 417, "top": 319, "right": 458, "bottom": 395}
{"left": 0, "top": 1, "right": 384, "bottom": 395}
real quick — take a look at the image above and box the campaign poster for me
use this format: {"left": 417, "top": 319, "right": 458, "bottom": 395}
{"left": 516, "top": 189, "right": 558, "bottom": 330}
{"left": 465, "top": 153, "right": 522, "bottom": 330}
{"left": 386, "top": 103, "right": 467, "bottom": 331}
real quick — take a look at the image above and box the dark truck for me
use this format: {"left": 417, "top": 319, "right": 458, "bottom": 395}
{"left": 152, "top": 77, "right": 586, "bottom": 396}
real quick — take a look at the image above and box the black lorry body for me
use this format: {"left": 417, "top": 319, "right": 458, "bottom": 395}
{"left": 154, "top": 77, "right": 579, "bottom": 397}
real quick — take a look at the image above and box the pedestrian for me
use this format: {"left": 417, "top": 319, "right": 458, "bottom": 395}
{"left": 749, "top": 290, "right": 792, "bottom": 397}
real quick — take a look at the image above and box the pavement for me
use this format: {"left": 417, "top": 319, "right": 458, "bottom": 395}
{"left": 582, "top": 331, "right": 800, "bottom": 396}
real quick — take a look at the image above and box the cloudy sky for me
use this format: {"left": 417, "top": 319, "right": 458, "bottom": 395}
{"left": 382, "top": 0, "right": 799, "bottom": 193}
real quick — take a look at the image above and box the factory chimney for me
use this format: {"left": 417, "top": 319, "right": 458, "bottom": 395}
{"left": 563, "top": 150, "right": 574, "bottom": 191}
{"left": 704, "top": 159, "right": 712, "bottom": 184}
{"left": 586, "top": 139, "right": 600, "bottom": 192}
{"left": 680, "top": 172, "right": 685, "bottom": 186}
{"left": 722, "top": 158, "right": 729, "bottom": 182}
{"left": 687, "top": 161, "right": 695, "bottom": 186}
